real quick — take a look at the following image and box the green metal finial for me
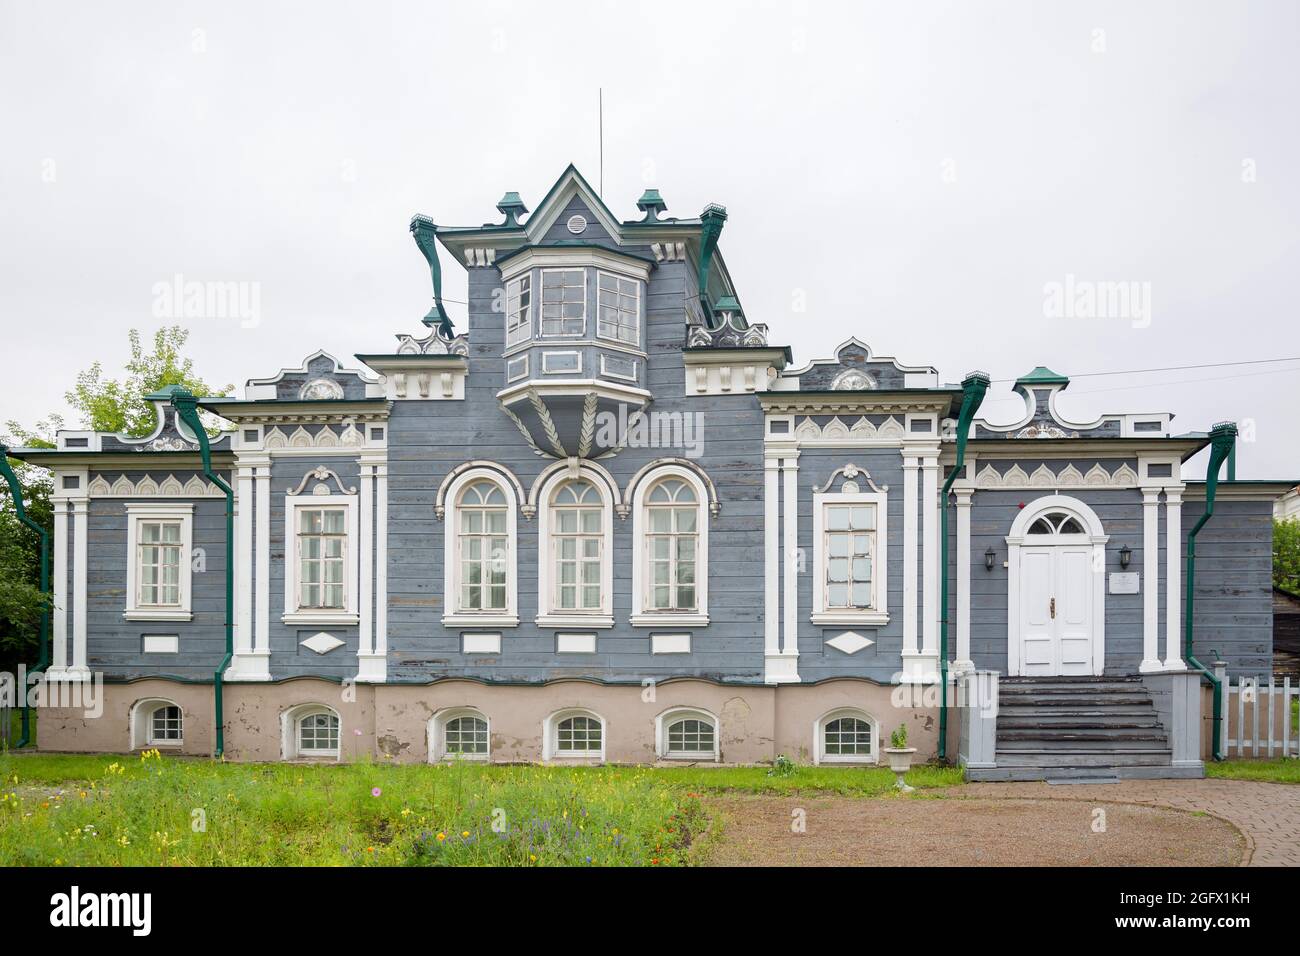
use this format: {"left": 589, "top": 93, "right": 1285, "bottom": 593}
{"left": 496, "top": 191, "right": 529, "bottom": 227}
{"left": 636, "top": 189, "right": 667, "bottom": 222}
{"left": 410, "top": 215, "right": 452, "bottom": 334}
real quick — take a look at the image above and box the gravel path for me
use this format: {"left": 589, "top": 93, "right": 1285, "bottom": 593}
{"left": 705, "top": 793, "right": 1244, "bottom": 867}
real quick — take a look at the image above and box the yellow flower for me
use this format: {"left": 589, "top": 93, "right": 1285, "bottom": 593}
{"left": 530, "top": 854, "right": 537, "bottom": 862}
{"left": 461, "top": 830, "right": 469, "bottom": 838}
{"left": 436, "top": 832, "right": 446, "bottom": 842}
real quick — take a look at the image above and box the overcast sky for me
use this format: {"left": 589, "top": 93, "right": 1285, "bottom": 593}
{"left": 1, "top": 0, "right": 1296, "bottom": 477}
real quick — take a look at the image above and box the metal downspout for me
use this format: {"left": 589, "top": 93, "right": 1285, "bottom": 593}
{"left": 1184, "top": 422, "right": 1237, "bottom": 762}
{"left": 169, "top": 392, "right": 234, "bottom": 758}
{"left": 0, "top": 445, "right": 51, "bottom": 748}
{"left": 937, "top": 372, "right": 990, "bottom": 762}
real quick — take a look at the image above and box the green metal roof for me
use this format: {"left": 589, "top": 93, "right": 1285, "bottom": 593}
{"left": 1015, "top": 366, "right": 1070, "bottom": 387}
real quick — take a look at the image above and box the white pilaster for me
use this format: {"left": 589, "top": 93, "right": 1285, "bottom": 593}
{"left": 763, "top": 453, "right": 781, "bottom": 662}
{"left": 763, "top": 445, "right": 799, "bottom": 683}
{"left": 50, "top": 500, "right": 69, "bottom": 675}
{"left": 953, "top": 488, "right": 973, "bottom": 673}
{"left": 1163, "top": 489, "right": 1185, "bottom": 670}
{"left": 781, "top": 450, "right": 799, "bottom": 659}
{"left": 68, "top": 498, "right": 90, "bottom": 680}
{"left": 254, "top": 463, "right": 271, "bottom": 659}
{"left": 900, "top": 453, "right": 923, "bottom": 681}
{"left": 1139, "top": 488, "right": 1162, "bottom": 673}
{"left": 355, "top": 455, "right": 386, "bottom": 682}
{"left": 373, "top": 462, "right": 388, "bottom": 662}
{"left": 229, "top": 456, "right": 270, "bottom": 680}
{"left": 921, "top": 452, "right": 939, "bottom": 661}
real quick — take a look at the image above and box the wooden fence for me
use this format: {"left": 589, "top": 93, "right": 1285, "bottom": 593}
{"left": 1221, "top": 675, "right": 1300, "bottom": 759}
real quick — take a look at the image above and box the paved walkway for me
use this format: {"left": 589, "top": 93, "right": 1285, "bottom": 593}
{"left": 951, "top": 779, "right": 1300, "bottom": 867}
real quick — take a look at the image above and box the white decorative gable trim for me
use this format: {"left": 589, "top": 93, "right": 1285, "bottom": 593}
{"left": 287, "top": 466, "right": 358, "bottom": 496}
{"left": 264, "top": 424, "right": 363, "bottom": 450}
{"left": 794, "top": 415, "right": 906, "bottom": 445}
{"left": 973, "top": 462, "right": 1139, "bottom": 490}
{"left": 813, "top": 463, "right": 889, "bottom": 495}
{"left": 87, "top": 474, "right": 227, "bottom": 498}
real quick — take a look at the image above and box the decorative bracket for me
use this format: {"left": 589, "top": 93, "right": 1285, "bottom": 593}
{"left": 287, "top": 465, "right": 357, "bottom": 496}
{"left": 814, "top": 463, "right": 889, "bottom": 495}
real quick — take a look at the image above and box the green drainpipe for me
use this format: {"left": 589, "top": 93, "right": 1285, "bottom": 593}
{"left": 1185, "top": 421, "right": 1237, "bottom": 762}
{"left": 937, "top": 372, "right": 990, "bottom": 762}
{"left": 0, "top": 445, "right": 51, "bottom": 748}
{"left": 169, "top": 391, "right": 234, "bottom": 759}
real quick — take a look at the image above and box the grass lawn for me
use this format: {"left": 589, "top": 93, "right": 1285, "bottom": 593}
{"left": 1206, "top": 758, "right": 1300, "bottom": 784}
{"left": 0, "top": 753, "right": 961, "bottom": 866}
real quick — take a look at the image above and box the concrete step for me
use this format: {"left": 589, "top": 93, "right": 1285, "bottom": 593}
{"left": 998, "top": 706, "right": 1158, "bottom": 720}
{"left": 998, "top": 733, "right": 1170, "bottom": 751}
{"left": 966, "top": 763, "right": 1203, "bottom": 782}
{"left": 998, "top": 715, "right": 1165, "bottom": 730}
{"left": 992, "top": 748, "right": 1174, "bottom": 768}
{"left": 996, "top": 693, "right": 1154, "bottom": 707}
{"left": 1001, "top": 679, "right": 1144, "bottom": 694}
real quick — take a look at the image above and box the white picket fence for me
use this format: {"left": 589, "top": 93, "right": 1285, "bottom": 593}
{"left": 1221, "top": 675, "right": 1300, "bottom": 759}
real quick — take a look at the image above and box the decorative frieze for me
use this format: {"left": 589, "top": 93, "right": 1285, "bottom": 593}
{"left": 263, "top": 424, "right": 364, "bottom": 450}
{"left": 87, "top": 474, "right": 227, "bottom": 498}
{"left": 794, "top": 416, "right": 906, "bottom": 444}
{"left": 973, "top": 462, "right": 1139, "bottom": 489}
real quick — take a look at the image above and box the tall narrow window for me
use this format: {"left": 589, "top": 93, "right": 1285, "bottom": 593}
{"left": 596, "top": 271, "right": 639, "bottom": 345}
{"left": 459, "top": 481, "right": 508, "bottom": 611}
{"left": 137, "top": 521, "right": 183, "bottom": 608}
{"left": 150, "top": 705, "right": 183, "bottom": 744}
{"left": 506, "top": 275, "right": 532, "bottom": 347}
{"left": 645, "top": 479, "right": 698, "bottom": 612}
{"left": 823, "top": 502, "right": 875, "bottom": 611}
{"left": 540, "top": 269, "right": 585, "bottom": 336}
{"left": 552, "top": 480, "right": 603, "bottom": 612}
{"left": 298, "top": 507, "right": 346, "bottom": 610}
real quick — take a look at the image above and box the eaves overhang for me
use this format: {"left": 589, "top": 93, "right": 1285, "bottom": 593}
{"left": 759, "top": 388, "right": 964, "bottom": 415}
{"left": 197, "top": 398, "right": 392, "bottom": 421}
{"left": 683, "top": 346, "right": 792, "bottom": 368}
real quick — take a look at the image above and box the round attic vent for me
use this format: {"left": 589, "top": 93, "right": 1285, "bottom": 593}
{"left": 566, "top": 214, "right": 588, "bottom": 235}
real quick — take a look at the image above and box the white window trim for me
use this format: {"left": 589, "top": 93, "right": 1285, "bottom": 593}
{"left": 506, "top": 354, "right": 529, "bottom": 383}
{"left": 442, "top": 467, "right": 519, "bottom": 628}
{"left": 538, "top": 267, "right": 587, "bottom": 338}
{"left": 124, "top": 503, "right": 194, "bottom": 622}
{"left": 129, "top": 697, "right": 184, "bottom": 750}
{"left": 631, "top": 464, "right": 710, "bottom": 627}
{"left": 283, "top": 493, "right": 359, "bottom": 626}
{"left": 811, "top": 489, "right": 889, "bottom": 627}
{"left": 599, "top": 353, "right": 639, "bottom": 382}
{"left": 594, "top": 269, "right": 641, "bottom": 348}
{"left": 536, "top": 466, "right": 615, "bottom": 629}
{"left": 541, "top": 350, "right": 583, "bottom": 374}
{"left": 813, "top": 708, "right": 879, "bottom": 766}
{"left": 505, "top": 274, "right": 533, "bottom": 348}
{"left": 655, "top": 707, "right": 720, "bottom": 761}
{"left": 428, "top": 707, "right": 491, "bottom": 763}
{"left": 543, "top": 708, "right": 606, "bottom": 761}
{"left": 282, "top": 703, "right": 341, "bottom": 760}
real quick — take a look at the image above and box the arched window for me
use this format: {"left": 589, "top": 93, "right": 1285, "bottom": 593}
{"left": 282, "top": 704, "right": 341, "bottom": 760}
{"left": 429, "top": 708, "right": 490, "bottom": 762}
{"left": 459, "top": 481, "right": 508, "bottom": 611}
{"left": 441, "top": 465, "right": 521, "bottom": 628}
{"left": 1026, "top": 511, "right": 1087, "bottom": 535}
{"left": 631, "top": 464, "right": 711, "bottom": 626}
{"left": 814, "top": 708, "right": 878, "bottom": 765}
{"left": 656, "top": 707, "right": 719, "bottom": 761}
{"left": 544, "top": 709, "right": 606, "bottom": 760}
{"left": 535, "top": 464, "right": 616, "bottom": 628}
{"left": 130, "top": 698, "right": 184, "bottom": 749}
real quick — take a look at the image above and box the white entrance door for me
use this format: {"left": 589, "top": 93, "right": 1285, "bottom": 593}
{"left": 1018, "top": 544, "right": 1095, "bottom": 676}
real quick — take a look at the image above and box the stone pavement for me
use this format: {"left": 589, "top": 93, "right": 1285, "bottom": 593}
{"left": 953, "top": 778, "right": 1300, "bottom": 866}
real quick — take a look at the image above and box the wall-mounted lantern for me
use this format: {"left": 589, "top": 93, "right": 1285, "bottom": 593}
{"left": 1119, "top": 545, "right": 1132, "bottom": 569}
{"left": 984, "top": 547, "right": 997, "bottom": 571}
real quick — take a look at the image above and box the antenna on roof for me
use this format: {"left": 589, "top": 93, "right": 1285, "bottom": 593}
{"left": 598, "top": 88, "right": 604, "bottom": 197}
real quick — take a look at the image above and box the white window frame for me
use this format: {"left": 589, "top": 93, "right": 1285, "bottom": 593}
{"left": 506, "top": 355, "right": 529, "bottom": 383}
{"left": 543, "top": 708, "right": 606, "bottom": 761}
{"left": 536, "top": 467, "right": 614, "bottom": 628}
{"left": 124, "top": 503, "right": 194, "bottom": 621}
{"left": 811, "top": 489, "right": 888, "bottom": 626}
{"left": 813, "top": 708, "right": 879, "bottom": 765}
{"left": 429, "top": 707, "right": 491, "bottom": 762}
{"left": 443, "top": 468, "right": 519, "bottom": 628}
{"left": 631, "top": 465, "right": 709, "bottom": 627}
{"left": 538, "top": 267, "right": 587, "bottom": 337}
{"left": 282, "top": 703, "right": 341, "bottom": 760}
{"left": 284, "top": 494, "right": 359, "bottom": 626}
{"left": 595, "top": 270, "right": 641, "bottom": 347}
{"left": 599, "top": 353, "right": 639, "bottom": 382}
{"left": 655, "top": 707, "right": 720, "bottom": 761}
{"left": 505, "top": 274, "right": 532, "bottom": 347}
{"left": 130, "top": 697, "right": 184, "bottom": 749}
{"left": 541, "top": 350, "right": 583, "bottom": 374}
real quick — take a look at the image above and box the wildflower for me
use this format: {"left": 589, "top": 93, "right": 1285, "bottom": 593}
{"left": 400, "top": 807, "right": 413, "bottom": 817}
{"left": 436, "top": 832, "right": 446, "bottom": 842}
{"left": 371, "top": 787, "right": 382, "bottom": 798}
{"left": 461, "top": 831, "right": 469, "bottom": 839}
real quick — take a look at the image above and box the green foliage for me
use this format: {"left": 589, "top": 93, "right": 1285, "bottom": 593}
{"left": 65, "top": 326, "right": 232, "bottom": 437}
{"left": 0, "top": 446, "right": 52, "bottom": 669}
{"left": 1275, "top": 518, "right": 1300, "bottom": 595}
{"left": 889, "top": 724, "right": 909, "bottom": 750}
{"left": 766, "top": 754, "right": 796, "bottom": 778}
{"left": 1206, "top": 759, "right": 1300, "bottom": 784}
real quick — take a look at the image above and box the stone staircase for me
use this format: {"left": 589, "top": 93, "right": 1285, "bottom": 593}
{"left": 964, "top": 675, "right": 1204, "bottom": 782}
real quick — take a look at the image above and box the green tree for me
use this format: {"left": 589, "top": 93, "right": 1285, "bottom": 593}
{"left": 1276, "top": 518, "right": 1300, "bottom": 595}
{"left": 66, "top": 326, "right": 232, "bottom": 436}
